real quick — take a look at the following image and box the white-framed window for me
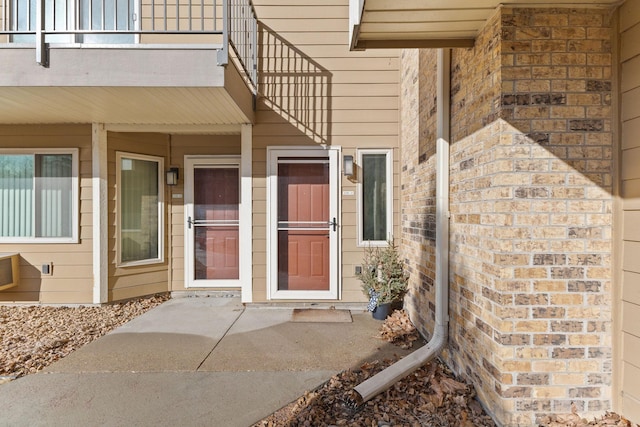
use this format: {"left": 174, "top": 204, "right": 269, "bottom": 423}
{"left": 116, "top": 152, "right": 164, "bottom": 267}
{"left": 357, "top": 149, "right": 392, "bottom": 246}
{"left": 0, "top": 149, "right": 78, "bottom": 243}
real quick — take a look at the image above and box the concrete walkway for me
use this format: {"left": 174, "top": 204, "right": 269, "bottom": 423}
{"left": 0, "top": 297, "right": 414, "bottom": 427}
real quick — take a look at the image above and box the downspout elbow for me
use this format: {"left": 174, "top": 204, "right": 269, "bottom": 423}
{"left": 352, "top": 323, "right": 448, "bottom": 404}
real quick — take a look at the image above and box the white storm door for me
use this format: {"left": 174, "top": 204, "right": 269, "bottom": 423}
{"left": 268, "top": 147, "right": 340, "bottom": 300}
{"left": 185, "top": 156, "right": 241, "bottom": 288}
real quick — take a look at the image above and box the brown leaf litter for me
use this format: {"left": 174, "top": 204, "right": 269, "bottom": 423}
{"left": 538, "top": 402, "right": 639, "bottom": 427}
{"left": 376, "top": 309, "right": 422, "bottom": 349}
{"left": 255, "top": 310, "right": 496, "bottom": 427}
{"left": 256, "top": 310, "right": 639, "bottom": 427}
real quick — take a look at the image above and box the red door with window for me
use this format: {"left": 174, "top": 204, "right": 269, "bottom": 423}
{"left": 277, "top": 160, "right": 330, "bottom": 291}
{"left": 192, "top": 167, "right": 239, "bottom": 281}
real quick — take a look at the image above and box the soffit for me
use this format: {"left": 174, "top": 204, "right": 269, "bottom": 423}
{"left": 0, "top": 86, "right": 250, "bottom": 125}
{"left": 352, "top": 0, "right": 622, "bottom": 49}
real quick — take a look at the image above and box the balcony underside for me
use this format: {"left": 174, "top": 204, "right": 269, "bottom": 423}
{"left": 0, "top": 46, "right": 254, "bottom": 125}
{"left": 350, "top": 0, "right": 622, "bottom": 50}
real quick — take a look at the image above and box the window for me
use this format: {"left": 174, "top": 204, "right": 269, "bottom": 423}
{"left": 0, "top": 149, "right": 78, "bottom": 243}
{"left": 117, "top": 152, "right": 164, "bottom": 266}
{"left": 10, "top": 0, "right": 135, "bottom": 44}
{"left": 358, "top": 149, "right": 392, "bottom": 246}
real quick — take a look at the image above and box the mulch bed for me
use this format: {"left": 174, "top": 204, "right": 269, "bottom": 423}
{"left": 0, "top": 294, "right": 168, "bottom": 380}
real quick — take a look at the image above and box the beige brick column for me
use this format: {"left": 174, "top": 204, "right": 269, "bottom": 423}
{"left": 401, "top": 7, "right": 614, "bottom": 426}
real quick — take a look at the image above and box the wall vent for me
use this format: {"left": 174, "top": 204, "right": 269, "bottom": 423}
{"left": 0, "top": 253, "right": 20, "bottom": 291}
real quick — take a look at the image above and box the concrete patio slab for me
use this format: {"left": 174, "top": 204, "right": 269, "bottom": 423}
{"left": 46, "top": 297, "right": 244, "bottom": 373}
{"left": 199, "top": 308, "right": 413, "bottom": 372}
{"left": 0, "top": 371, "right": 334, "bottom": 427}
{"left": 0, "top": 297, "right": 418, "bottom": 426}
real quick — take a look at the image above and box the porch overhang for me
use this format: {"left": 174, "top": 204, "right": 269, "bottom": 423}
{"left": 0, "top": 46, "right": 254, "bottom": 125}
{"left": 349, "top": 0, "right": 622, "bottom": 51}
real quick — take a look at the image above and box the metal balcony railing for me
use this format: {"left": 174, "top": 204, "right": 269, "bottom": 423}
{"left": 0, "top": 0, "right": 257, "bottom": 88}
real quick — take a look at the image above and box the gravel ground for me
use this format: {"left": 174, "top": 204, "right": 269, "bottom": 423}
{"left": 0, "top": 294, "right": 168, "bottom": 381}
{"left": 1, "top": 301, "right": 638, "bottom": 426}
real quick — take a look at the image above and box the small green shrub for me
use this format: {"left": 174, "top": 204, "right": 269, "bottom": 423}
{"left": 357, "top": 239, "right": 409, "bottom": 309}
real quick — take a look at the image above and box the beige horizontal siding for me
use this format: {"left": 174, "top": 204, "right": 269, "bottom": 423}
{"left": 620, "top": 1, "right": 640, "bottom": 421}
{"left": 257, "top": 109, "right": 399, "bottom": 124}
{"left": 0, "top": 125, "right": 93, "bottom": 304}
{"left": 252, "top": 135, "right": 399, "bottom": 145}
{"left": 623, "top": 271, "right": 640, "bottom": 304}
{"left": 622, "top": 117, "right": 640, "bottom": 150}
{"left": 621, "top": 20, "right": 640, "bottom": 62}
{"left": 622, "top": 56, "right": 640, "bottom": 92}
{"left": 253, "top": 123, "right": 398, "bottom": 136}
{"left": 107, "top": 132, "right": 170, "bottom": 301}
{"left": 251, "top": 0, "right": 399, "bottom": 303}
{"left": 623, "top": 87, "right": 640, "bottom": 121}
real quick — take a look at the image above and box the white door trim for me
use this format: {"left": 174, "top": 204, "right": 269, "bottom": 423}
{"left": 266, "top": 146, "right": 341, "bottom": 300}
{"left": 184, "top": 155, "right": 243, "bottom": 288}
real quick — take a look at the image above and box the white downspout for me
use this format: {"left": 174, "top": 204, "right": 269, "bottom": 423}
{"left": 352, "top": 48, "right": 451, "bottom": 404}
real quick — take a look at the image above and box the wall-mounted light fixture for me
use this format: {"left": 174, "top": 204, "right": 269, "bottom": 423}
{"left": 166, "top": 167, "right": 179, "bottom": 186}
{"left": 343, "top": 155, "right": 354, "bottom": 177}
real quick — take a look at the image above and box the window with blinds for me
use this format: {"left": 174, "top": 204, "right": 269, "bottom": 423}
{"left": 0, "top": 150, "right": 78, "bottom": 243}
{"left": 116, "top": 152, "right": 164, "bottom": 266}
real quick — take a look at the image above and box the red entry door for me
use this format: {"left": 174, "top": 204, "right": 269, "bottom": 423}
{"left": 277, "top": 160, "right": 330, "bottom": 291}
{"left": 192, "top": 167, "right": 239, "bottom": 281}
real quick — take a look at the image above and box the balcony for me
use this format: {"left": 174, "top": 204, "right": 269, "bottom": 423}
{"left": 0, "top": 0, "right": 256, "bottom": 125}
{"left": 349, "top": 0, "right": 621, "bottom": 51}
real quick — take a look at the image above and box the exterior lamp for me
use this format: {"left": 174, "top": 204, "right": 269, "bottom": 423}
{"left": 343, "top": 155, "right": 354, "bottom": 177}
{"left": 166, "top": 167, "right": 179, "bottom": 186}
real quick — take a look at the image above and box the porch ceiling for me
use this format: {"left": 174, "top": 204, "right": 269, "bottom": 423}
{"left": 0, "top": 46, "right": 254, "bottom": 125}
{"left": 350, "top": 0, "right": 622, "bottom": 50}
{"left": 0, "top": 86, "right": 249, "bottom": 125}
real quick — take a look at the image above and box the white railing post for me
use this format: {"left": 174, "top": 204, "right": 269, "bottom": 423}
{"left": 217, "top": 0, "right": 229, "bottom": 66}
{"left": 251, "top": 7, "right": 257, "bottom": 87}
{"left": 35, "top": 0, "right": 47, "bottom": 66}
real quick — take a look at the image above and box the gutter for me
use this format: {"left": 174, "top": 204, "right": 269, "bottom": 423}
{"left": 352, "top": 48, "right": 452, "bottom": 404}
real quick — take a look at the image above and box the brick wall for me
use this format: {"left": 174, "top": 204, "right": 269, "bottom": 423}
{"left": 402, "top": 48, "right": 439, "bottom": 334}
{"left": 401, "top": 7, "right": 614, "bottom": 426}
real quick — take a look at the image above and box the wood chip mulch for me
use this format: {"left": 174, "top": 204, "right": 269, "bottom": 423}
{"left": 0, "top": 294, "right": 168, "bottom": 380}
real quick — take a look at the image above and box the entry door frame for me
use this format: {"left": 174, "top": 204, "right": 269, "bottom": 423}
{"left": 184, "top": 155, "right": 243, "bottom": 288}
{"left": 267, "top": 146, "right": 341, "bottom": 300}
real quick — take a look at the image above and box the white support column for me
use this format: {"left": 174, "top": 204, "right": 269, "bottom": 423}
{"left": 240, "top": 124, "right": 253, "bottom": 303}
{"left": 92, "top": 123, "right": 108, "bottom": 304}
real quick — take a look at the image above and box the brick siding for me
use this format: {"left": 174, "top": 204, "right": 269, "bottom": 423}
{"left": 400, "top": 7, "right": 614, "bottom": 426}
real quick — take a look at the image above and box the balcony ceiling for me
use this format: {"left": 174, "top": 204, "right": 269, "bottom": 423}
{"left": 350, "top": 0, "right": 622, "bottom": 50}
{"left": 0, "top": 86, "right": 249, "bottom": 125}
{"left": 0, "top": 47, "right": 254, "bottom": 126}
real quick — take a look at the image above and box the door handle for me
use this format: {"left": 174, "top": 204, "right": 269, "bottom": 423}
{"left": 187, "top": 216, "right": 193, "bottom": 229}
{"left": 328, "top": 217, "right": 337, "bottom": 232}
